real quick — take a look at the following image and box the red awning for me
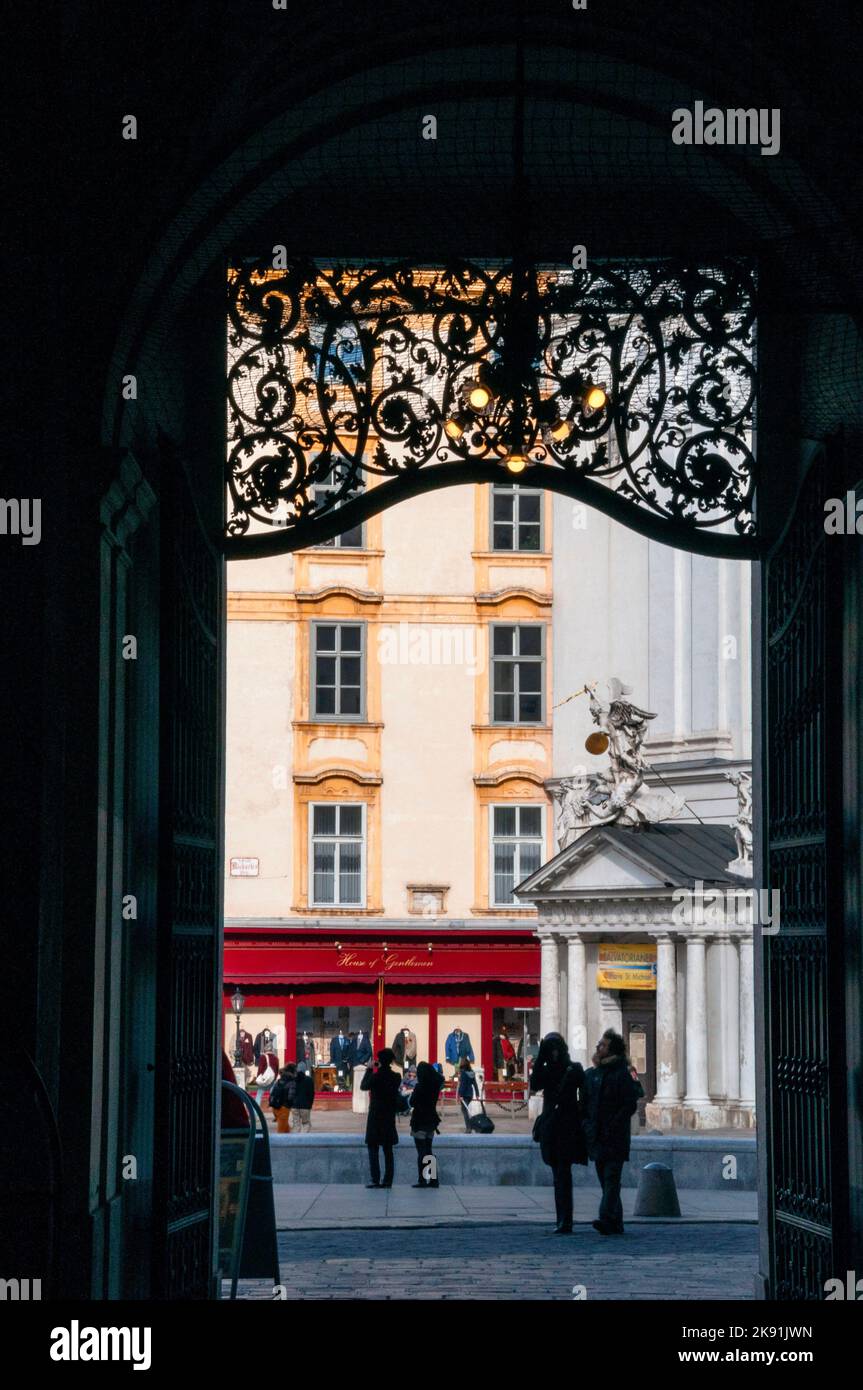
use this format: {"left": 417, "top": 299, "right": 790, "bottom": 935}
{"left": 223, "top": 943, "right": 539, "bottom": 987}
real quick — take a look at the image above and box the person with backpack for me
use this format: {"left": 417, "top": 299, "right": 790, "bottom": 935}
{"left": 409, "top": 1061, "right": 444, "bottom": 1188}
{"left": 457, "top": 1056, "right": 479, "bottom": 1132}
{"left": 292, "top": 1063, "right": 315, "bottom": 1131}
{"left": 268, "top": 1064, "right": 297, "bottom": 1134}
{"left": 581, "top": 1029, "right": 643, "bottom": 1235}
{"left": 530, "top": 1032, "right": 587, "bottom": 1235}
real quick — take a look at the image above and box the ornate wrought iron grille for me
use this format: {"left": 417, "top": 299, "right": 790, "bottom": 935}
{"left": 765, "top": 452, "right": 838, "bottom": 1299}
{"left": 226, "top": 257, "right": 756, "bottom": 547}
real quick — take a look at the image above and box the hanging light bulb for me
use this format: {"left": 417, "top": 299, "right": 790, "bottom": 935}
{"left": 584, "top": 385, "right": 608, "bottom": 412}
{"left": 444, "top": 416, "right": 465, "bottom": 441}
{"left": 550, "top": 417, "right": 573, "bottom": 441}
{"left": 468, "top": 383, "right": 493, "bottom": 411}
{"left": 505, "top": 452, "right": 529, "bottom": 474}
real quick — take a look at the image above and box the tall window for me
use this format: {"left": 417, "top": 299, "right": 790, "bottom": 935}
{"left": 491, "top": 805, "right": 544, "bottom": 905}
{"left": 491, "top": 624, "right": 545, "bottom": 724}
{"left": 311, "top": 472, "right": 364, "bottom": 548}
{"left": 491, "top": 483, "right": 543, "bottom": 551}
{"left": 312, "top": 622, "right": 365, "bottom": 719}
{"left": 310, "top": 803, "right": 365, "bottom": 906}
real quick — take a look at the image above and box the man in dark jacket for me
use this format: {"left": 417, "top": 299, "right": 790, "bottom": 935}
{"left": 581, "top": 1029, "right": 643, "bottom": 1235}
{"left": 361, "top": 1048, "right": 401, "bottom": 1187}
{"left": 292, "top": 1066, "right": 315, "bottom": 1132}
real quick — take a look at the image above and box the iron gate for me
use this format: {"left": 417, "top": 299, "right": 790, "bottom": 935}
{"left": 155, "top": 450, "right": 225, "bottom": 1297}
{"left": 764, "top": 449, "right": 847, "bottom": 1298}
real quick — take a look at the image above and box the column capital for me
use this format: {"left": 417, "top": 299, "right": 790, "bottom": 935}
{"left": 649, "top": 929, "right": 678, "bottom": 943}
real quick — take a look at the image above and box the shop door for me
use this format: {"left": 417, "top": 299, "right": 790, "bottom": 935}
{"left": 620, "top": 992, "right": 655, "bottom": 1125}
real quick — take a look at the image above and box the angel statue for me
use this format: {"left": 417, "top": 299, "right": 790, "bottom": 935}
{"left": 550, "top": 678, "right": 681, "bottom": 842}
{"left": 726, "top": 770, "right": 753, "bottom": 874}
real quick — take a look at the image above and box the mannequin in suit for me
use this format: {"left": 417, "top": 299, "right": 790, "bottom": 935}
{"left": 330, "top": 1028, "right": 353, "bottom": 1091}
{"left": 352, "top": 1029, "right": 373, "bottom": 1066}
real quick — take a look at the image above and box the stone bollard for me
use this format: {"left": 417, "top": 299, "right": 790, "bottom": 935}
{"left": 634, "top": 1162, "right": 681, "bottom": 1217}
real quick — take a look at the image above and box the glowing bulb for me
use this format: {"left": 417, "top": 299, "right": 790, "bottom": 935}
{"left": 585, "top": 385, "right": 607, "bottom": 411}
{"left": 550, "top": 418, "right": 573, "bottom": 441}
{"left": 505, "top": 452, "right": 529, "bottom": 475}
{"left": 444, "top": 417, "right": 464, "bottom": 440}
{"left": 468, "top": 384, "right": 492, "bottom": 411}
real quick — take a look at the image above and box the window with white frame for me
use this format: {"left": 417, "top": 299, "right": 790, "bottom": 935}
{"left": 491, "top": 805, "right": 544, "bottom": 905}
{"left": 312, "top": 622, "right": 365, "bottom": 719}
{"left": 490, "top": 623, "right": 545, "bottom": 724}
{"left": 491, "top": 482, "right": 543, "bottom": 551}
{"left": 310, "top": 803, "right": 365, "bottom": 906}
{"left": 311, "top": 470, "right": 364, "bottom": 548}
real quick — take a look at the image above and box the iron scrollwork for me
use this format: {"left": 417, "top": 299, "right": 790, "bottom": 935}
{"left": 226, "top": 257, "right": 756, "bottom": 543}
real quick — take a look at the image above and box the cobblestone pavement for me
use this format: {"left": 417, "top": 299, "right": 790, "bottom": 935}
{"left": 235, "top": 1222, "right": 757, "bottom": 1300}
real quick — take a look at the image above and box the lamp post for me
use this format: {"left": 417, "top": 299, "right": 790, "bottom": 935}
{"left": 230, "top": 988, "right": 246, "bottom": 1068}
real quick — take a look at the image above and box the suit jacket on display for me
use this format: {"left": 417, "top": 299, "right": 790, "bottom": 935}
{"left": 352, "top": 1033, "right": 372, "bottom": 1065}
{"left": 391, "top": 1030, "right": 417, "bottom": 1068}
{"left": 445, "top": 1030, "right": 474, "bottom": 1065}
{"left": 330, "top": 1034, "right": 352, "bottom": 1067}
{"left": 236, "top": 1030, "right": 255, "bottom": 1066}
{"left": 297, "top": 1035, "right": 316, "bottom": 1069}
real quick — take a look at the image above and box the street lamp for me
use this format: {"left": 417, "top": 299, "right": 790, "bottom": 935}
{"left": 230, "top": 988, "right": 245, "bottom": 1068}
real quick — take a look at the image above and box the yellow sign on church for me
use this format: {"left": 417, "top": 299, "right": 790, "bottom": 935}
{"left": 596, "top": 943, "right": 657, "bottom": 991}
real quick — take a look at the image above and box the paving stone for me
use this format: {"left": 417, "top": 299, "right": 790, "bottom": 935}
{"left": 233, "top": 1222, "right": 756, "bottom": 1301}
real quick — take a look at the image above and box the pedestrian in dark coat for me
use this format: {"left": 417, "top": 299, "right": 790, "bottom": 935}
{"left": 457, "top": 1056, "right": 479, "bottom": 1132}
{"left": 410, "top": 1061, "right": 444, "bottom": 1188}
{"left": 581, "top": 1029, "right": 643, "bottom": 1235}
{"left": 529, "top": 1032, "right": 587, "bottom": 1234}
{"left": 361, "top": 1047, "right": 401, "bottom": 1187}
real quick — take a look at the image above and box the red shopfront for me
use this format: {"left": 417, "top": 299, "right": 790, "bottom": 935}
{"left": 223, "top": 925, "right": 540, "bottom": 1085}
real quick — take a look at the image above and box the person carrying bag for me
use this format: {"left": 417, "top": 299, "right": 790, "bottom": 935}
{"left": 530, "top": 1032, "right": 587, "bottom": 1234}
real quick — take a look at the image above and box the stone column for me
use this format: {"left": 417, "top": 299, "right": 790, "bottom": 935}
{"left": 684, "top": 934, "right": 710, "bottom": 1109}
{"left": 723, "top": 934, "right": 740, "bottom": 1108}
{"left": 564, "top": 932, "right": 587, "bottom": 1065}
{"left": 738, "top": 932, "right": 755, "bottom": 1114}
{"left": 654, "top": 933, "right": 680, "bottom": 1102}
{"left": 538, "top": 931, "right": 561, "bottom": 1039}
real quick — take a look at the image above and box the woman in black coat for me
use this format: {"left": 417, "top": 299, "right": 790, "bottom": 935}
{"left": 409, "top": 1061, "right": 444, "bottom": 1188}
{"left": 361, "top": 1047, "right": 401, "bottom": 1187}
{"left": 530, "top": 1032, "right": 587, "bottom": 1235}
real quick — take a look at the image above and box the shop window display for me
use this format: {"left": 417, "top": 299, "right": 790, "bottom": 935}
{"left": 296, "top": 1004, "right": 374, "bottom": 1091}
{"left": 492, "top": 1007, "right": 540, "bottom": 1081}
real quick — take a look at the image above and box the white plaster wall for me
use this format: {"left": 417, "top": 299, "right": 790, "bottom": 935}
{"left": 227, "top": 552, "right": 295, "bottom": 594}
{"left": 224, "top": 618, "right": 295, "bottom": 916}
{"left": 551, "top": 503, "right": 650, "bottom": 777}
{"left": 378, "top": 623, "right": 476, "bottom": 916}
{"left": 381, "top": 486, "right": 475, "bottom": 594}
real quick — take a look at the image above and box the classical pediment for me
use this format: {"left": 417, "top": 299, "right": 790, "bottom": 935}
{"left": 515, "top": 823, "right": 739, "bottom": 900}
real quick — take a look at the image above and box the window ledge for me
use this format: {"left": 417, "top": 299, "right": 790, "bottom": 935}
{"left": 472, "top": 724, "right": 551, "bottom": 734}
{"left": 472, "top": 551, "right": 552, "bottom": 561}
{"left": 293, "top": 720, "right": 384, "bottom": 729}
{"left": 293, "top": 905, "right": 385, "bottom": 915}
